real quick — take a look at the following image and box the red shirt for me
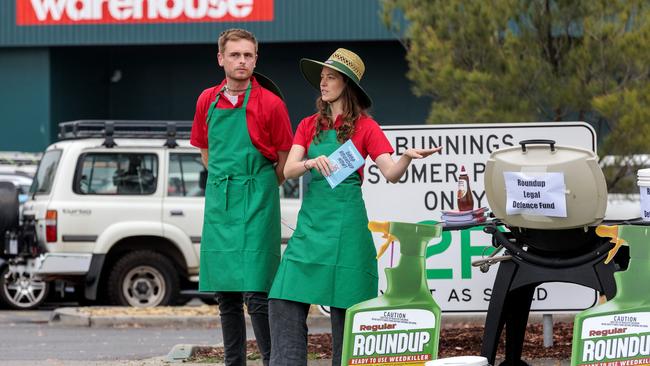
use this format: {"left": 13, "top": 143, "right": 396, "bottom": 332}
{"left": 190, "top": 76, "right": 293, "bottom": 162}
{"left": 293, "top": 113, "right": 394, "bottom": 181}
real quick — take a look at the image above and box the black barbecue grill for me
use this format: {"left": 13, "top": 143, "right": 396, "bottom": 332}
{"left": 478, "top": 140, "right": 620, "bottom": 366}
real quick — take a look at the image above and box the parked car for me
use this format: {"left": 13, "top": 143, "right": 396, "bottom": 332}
{"left": 0, "top": 256, "right": 6, "bottom": 303}
{"left": 0, "top": 120, "right": 301, "bottom": 309}
{"left": 0, "top": 172, "right": 33, "bottom": 204}
{"left": 600, "top": 154, "right": 649, "bottom": 221}
{"left": 0, "top": 157, "right": 53, "bottom": 309}
{"left": 0, "top": 179, "right": 50, "bottom": 309}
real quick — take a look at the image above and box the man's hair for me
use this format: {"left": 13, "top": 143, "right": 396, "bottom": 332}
{"left": 218, "top": 28, "right": 258, "bottom": 53}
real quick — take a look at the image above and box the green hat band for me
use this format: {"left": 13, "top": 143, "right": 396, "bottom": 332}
{"left": 325, "top": 60, "right": 360, "bottom": 84}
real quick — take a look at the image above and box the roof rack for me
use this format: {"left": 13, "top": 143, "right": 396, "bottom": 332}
{"left": 58, "top": 120, "right": 193, "bottom": 148}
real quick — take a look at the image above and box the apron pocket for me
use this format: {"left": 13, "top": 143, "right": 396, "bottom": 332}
{"left": 205, "top": 182, "right": 246, "bottom": 225}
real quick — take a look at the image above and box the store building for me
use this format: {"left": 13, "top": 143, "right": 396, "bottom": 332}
{"left": 0, "top": 0, "right": 430, "bottom": 152}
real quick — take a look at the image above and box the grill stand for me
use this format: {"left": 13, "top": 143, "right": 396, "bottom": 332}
{"left": 480, "top": 224, "right": 618, "bottom": 366}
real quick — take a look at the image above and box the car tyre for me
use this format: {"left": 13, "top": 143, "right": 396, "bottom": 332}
{"left": 107, "top": 250, "right": 179, "bottom": 307}
{"left": 0, "top": 264, "right": 49, "bottom": 310}
{"left": 0, "top": 182, "right": 19, "bottom": 234}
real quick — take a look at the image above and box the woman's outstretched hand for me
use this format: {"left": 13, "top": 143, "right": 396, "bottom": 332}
{"left": 374, "top": 146, "right": 443, "bottom": 184}
{"left": 404, "top": 146, "right": 443, "bottom": 159}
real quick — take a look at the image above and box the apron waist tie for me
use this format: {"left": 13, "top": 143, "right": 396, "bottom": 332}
{"left": 213, "top": 174, "right": 258, "bottom": 211}
{"left": 217, "top": 175, "right": 232, "bottom": 210}
{"left": 242, "top": 176, "right": 257, "bottom": 214}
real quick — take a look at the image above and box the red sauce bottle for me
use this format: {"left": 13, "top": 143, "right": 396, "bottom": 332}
{"left": 457, "top": 165, "right": 474, "bottom": 211}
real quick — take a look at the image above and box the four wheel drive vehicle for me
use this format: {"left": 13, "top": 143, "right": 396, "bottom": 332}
{"left": 600, "top": 154, "right": 650, "bottom": 221}
{"left": 0, "top": 120, "right": 301, "bottom": 309}
{"left": 0, "top": 181, "right": 49, "bottom": 309}
{"left": 0, "top": 172, "right": 33, "bottom": 204}
{"left": 0, "top": 159, "right": 50, "bottom": 309}
{"left": 0, "top": 172, "right": 34, "bottom": 235}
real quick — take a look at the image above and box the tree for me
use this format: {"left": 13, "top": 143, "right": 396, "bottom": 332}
{"left": 382, "top": 0, "right": 650, "bottom": 191}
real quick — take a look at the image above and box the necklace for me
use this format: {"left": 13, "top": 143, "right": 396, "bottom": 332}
{"left": 225, "top": 84, "right": 249, "bottom": 93}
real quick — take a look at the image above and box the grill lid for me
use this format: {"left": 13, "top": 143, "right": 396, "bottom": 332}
{"left": 485, "top": 140, "right": 607, "bottom": 230}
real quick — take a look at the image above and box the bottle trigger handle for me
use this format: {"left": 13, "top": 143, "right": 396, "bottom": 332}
{"left": 368, "top": 221, "right": 396, "bottom": 259}
{"left": 375, "top": 233, "right": 397, "bottom": 260}
{"left": 596, "top": 225, "right": 625, "bottom": 264}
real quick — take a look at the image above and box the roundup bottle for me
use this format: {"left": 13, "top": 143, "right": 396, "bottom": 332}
{"left": 341, "top": 221, "right": 443, "bottom": 365}
{"left": 571, "top": 225, "right": 650, "bottom": 366}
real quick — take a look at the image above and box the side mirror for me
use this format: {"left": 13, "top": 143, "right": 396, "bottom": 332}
{"left": 199, "top": 169, "right": 207, "bottom": 190}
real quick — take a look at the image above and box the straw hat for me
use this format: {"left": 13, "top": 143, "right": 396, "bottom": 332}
{"left": 299, "top": 48, "right": 372, "bottom": 109}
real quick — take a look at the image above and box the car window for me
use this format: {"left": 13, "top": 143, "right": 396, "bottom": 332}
{"left": 75, "top": 153, "right": 158, "bottom": 195}
{"left": 280, "top": 178, "right": 301, "bottom": 199}
{"left": 16, "top": 184, "right": 30, "bottom": 195}
{"left": 168, "top": 153, "right": 205, "bottom": 197}
{"left": 30, "top": 150, "right": 62, "bottom": 195}
{"left": 19, "top": 185, "right": 30, "bottom": 194}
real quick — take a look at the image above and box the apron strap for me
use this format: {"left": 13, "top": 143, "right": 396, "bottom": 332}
{"left": 206, "top": 83, "right": 252, "bottom": 124}
{"left": 206, "top": 100, "right": 218, "bottom": 124}
{"left": 242, "top": 176, "right": 257, "bottom": 214}
{"left": 217, "top": 175, "right": 231, "bottom": 210}
{"left": 206, "top": 81, "right": 256, "bottom": 211}
{"left": 241, "top": 82, "right": 252, "bottom": 108}
{"left": 205, "top": 85, "right": 226, "bottom": 124}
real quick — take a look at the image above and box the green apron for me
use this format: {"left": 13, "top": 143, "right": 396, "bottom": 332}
{"left": 269, "top": 129, "right": 378, "bottom": 309}
{"left": 199, "top": 84, "right": 281, "bottom": 292}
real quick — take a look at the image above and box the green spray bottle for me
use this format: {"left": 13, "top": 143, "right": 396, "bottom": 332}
{"left": 341, "top": 221, "right": 443, "bottom": 366}
{"left": 571, "top": 224, "right": 650, "bottom": 366}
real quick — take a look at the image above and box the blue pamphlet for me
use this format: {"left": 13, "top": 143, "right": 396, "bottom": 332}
{"left": 325, "top": 140, "right": 365, "bottom": 189}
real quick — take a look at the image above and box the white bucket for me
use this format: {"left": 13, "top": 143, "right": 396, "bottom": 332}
{"left": 425, "top": 356, "right": 489, "bottom": 366}
{"left": 638, "top": 169, "right": 650, "bottom": 222}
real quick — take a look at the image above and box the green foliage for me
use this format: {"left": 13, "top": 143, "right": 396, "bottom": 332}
{"left": 381, "top": 0, "right": 650, "bottom": 177}
{"left": 595, "top": 84, "right": 650, "bottom": 191}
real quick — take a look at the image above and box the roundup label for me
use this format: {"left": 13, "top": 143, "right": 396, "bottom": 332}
{"left": 576, "top": 312, "right": 650, "bottom": 365}
{"left": 348, "top": 309, "right": 436, "bottom": 365}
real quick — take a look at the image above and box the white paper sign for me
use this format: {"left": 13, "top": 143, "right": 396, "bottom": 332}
{"left": 504, "top": 171, "right": 567, "bottom": 217}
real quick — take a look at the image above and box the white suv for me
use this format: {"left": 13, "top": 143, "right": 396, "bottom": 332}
{"left": 7, "top": 121, "right": 301, "bottom": 309}
{"left": 601, "top": 154, "right": 649, "bottom": 220}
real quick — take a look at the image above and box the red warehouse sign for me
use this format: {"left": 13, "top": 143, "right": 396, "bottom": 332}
{"left": 16, "top": 0, "right": 274, "bottom": 25}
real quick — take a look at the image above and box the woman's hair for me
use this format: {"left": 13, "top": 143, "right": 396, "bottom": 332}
{"left": 313, "top": 76, "right": 366, "bottom": 144}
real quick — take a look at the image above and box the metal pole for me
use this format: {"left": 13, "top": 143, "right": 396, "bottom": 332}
{"left": 543, "top": 313, "right": 553, "bottom": 348}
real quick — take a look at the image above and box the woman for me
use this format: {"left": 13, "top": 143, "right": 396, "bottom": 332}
{"left": 268, "top": 48, "right": 442, "bottom": 366}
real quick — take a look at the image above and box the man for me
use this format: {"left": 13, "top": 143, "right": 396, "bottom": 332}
{"left": 190, "top": 28, "right": 293, "bottom": 366}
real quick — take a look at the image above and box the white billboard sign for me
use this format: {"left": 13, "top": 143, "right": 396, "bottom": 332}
{"left": 362, "top": 122, "right": 598, "bottom": 312}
